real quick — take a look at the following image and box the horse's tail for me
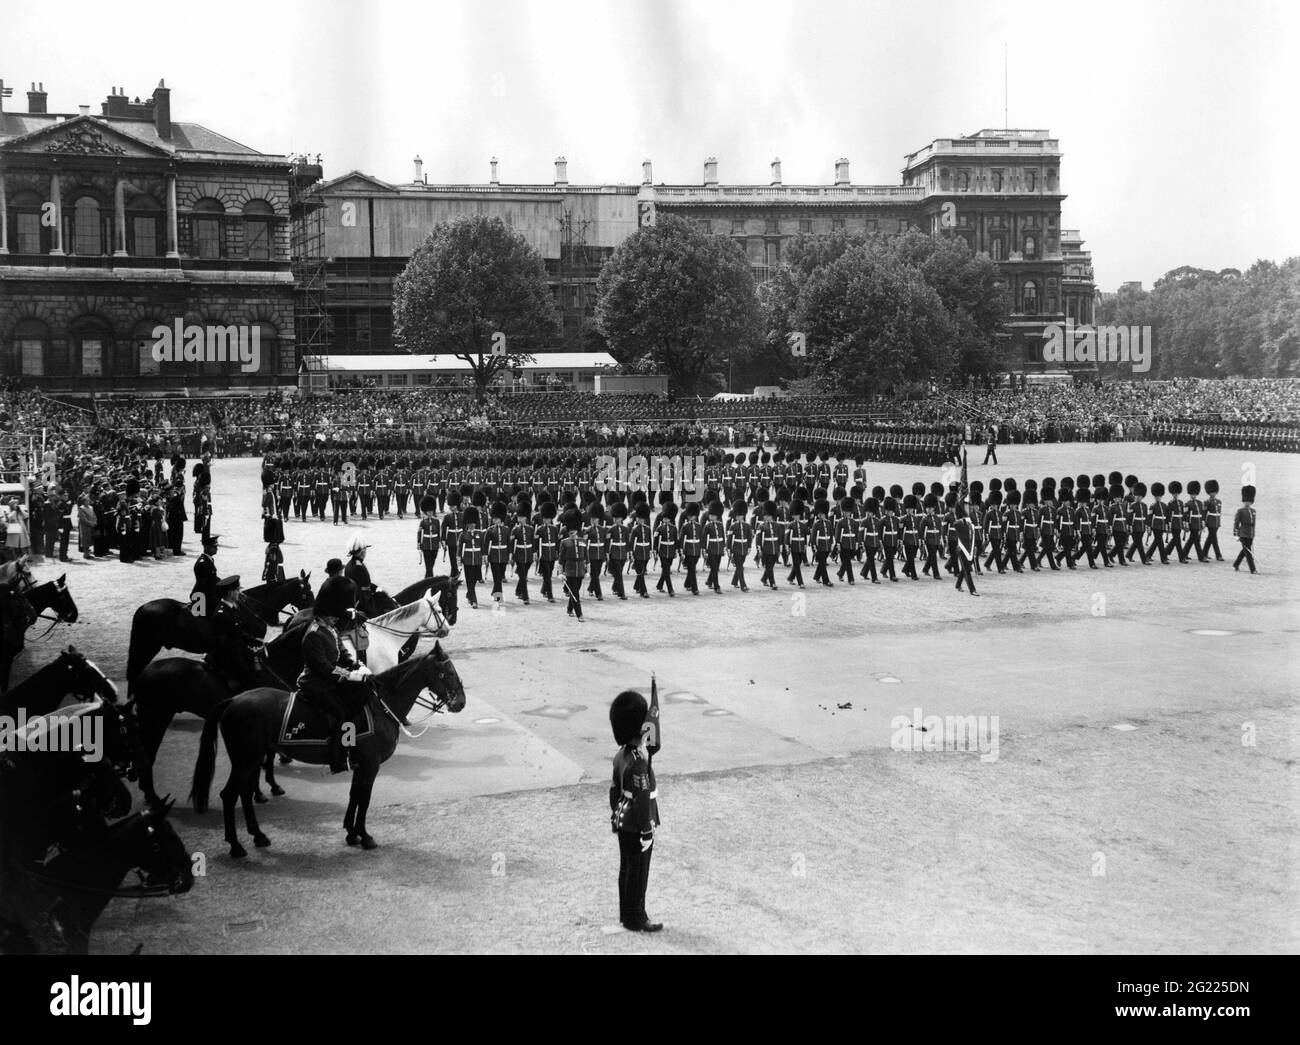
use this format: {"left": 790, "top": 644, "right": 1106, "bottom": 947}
{"left": 189, "top": 698, "right": 233, "bottom": 814}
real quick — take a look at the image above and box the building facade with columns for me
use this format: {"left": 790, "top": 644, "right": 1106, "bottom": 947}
{"left": 0, "top": 79, "right": 295, "bottom": 393}
{"left": 318, "top": 132, "right": 1094, "bottom": 375}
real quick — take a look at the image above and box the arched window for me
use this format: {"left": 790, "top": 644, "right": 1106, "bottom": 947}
{"left": 1022, "top": 281, "right": 1039, "bottom": 314}
{"left": 991, "top": 238, "right": 1003, "bottom": 261}
{"left": 69, "top": 315, "right": 114, "bottom": 377}
{"left": 257, "top": 322, "right": 285, "bottom": 376}
{"left": 243, "top": 199, "right": 275, "bottom": 260}
{"left": 127, "top": 195, "right": 163, "bottom": 257}
{"left": 8, "top": 191, "right": 47, "bottom": 254}
{"left": 125, "top": 319, "right": 164, "bottom": 377}
{"left": 939, "top": 168, "right": 950, "bottom": 191}
{"left": 6, "top": 318, "right": 50, "bottom": 376}
{"left": 71, "top": 195, "right": 106, "bottom": 255}
{"left": 957, "top": 171, "right": 970, "bottom": 192}
{"left": 991, "top": 171, "right": 1003, "bottom": 192}
{"left": 191, "top": 198, "right": 224, "bottom": 259}
{"left": 1024, "top": 235, "right": 1036, "bottom": 259}
{"left": 1026, "top": 170, "right": 1037, "bottom": 192}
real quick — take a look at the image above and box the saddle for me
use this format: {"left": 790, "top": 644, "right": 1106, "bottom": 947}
{"left": 279, "top": 692, "right": 375, "bottom": 747}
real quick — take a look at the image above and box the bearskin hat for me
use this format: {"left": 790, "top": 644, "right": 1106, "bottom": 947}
{"left": 944, "top": 491, "right": 958, "bottom": 509}
{"left": 1135, "top": 482, "right": 1147, "bottom": 498}
{"left": 912, "top": 482, "right": 926, "bottom": 497}
{"left": 1024, "top": 487, "right": 1038, "bottom": 507}
{"left": 1186, "top": 480, "right": 1201, "bottom": 497}
{"left": 471, "top": 490, "right": 487, "bottom": 508}
{"left": 540, "top": 501, "right": 557, "bottom": 520}
{"left": 516, "top": 498, "right": 532, "bottom": 517}
{"left": 928, "top": 481, "right": 944, "bottom": 498}
{"left": 760, "top": 452, "right": 771, "bottom": 464}
{"left": 864, "top": 497, "right": 879, "bottom": 514}
{"left": 587, "top": 500, "right": 607, "bottom": 521}
{"left": 561, "top": 507, "right": 584, "bottom": 532}
{"left": 707, "top": 499, "right": 724, "bottom": 518}
{"left": 732, "top": 499, "right": 748, "bottom": 517}
{"left": 832, "top": 486, "right": 847, "bottom": 502}
{"left": 126, "top": 478, "right": 140, "bottom": 496}
{"left": 1168, "top": 480, "right": 1183, "bottom": 496}
{"left": 1106, "top": 471, "right": 1122, "bottom": 488}
{"left": 1242, "top": 486, "right": 1255, "bottom": 503}
{"left": 889, "top": 484, "right": 904, "bottom": 500}
{"left": 1150, "top": 482, "right": 1165, "bottom": 497}
{"left": 883, "top": 496, "right": 898, "bottom": 513}
{"left": 850, "top": 485, "right": 864, "bottom": 502}
{"left": 1060, "top": 476, "right": 1074, "bottom": 492}
{"left": 683, "top": 501, "right": 701, "bottom": 518}
{"left": 989, "top": 477, "right": 1003, "bottom": 493}
{"left": 634, "top": 502, "right": 651, "bottom": 520}
{"left": 1006, "top": 489, "right": 1021, "bottom": 507}
{"left": 1004, "top": 477, "right": 1017, "bottom": 493}
{"left": 969, "top": 480, "right": 984, "bottom": 498}
{"left": 988, "top": 489, "right": 1003, "bottom": 507}
{"left": 904, "top": 493, "right": 919, "bottom": 511}
{"left": 1075, "top": 487, "right": 1090, "bottom": 504}
{"left": 462, "top": 506, "right": 481, "bottom": 527}
{"left": 262, "top": 469, "right": 276, "bottom": 489}
{"left": 420, "top": 496, "right": 437, "bottom": 513}
{"left": 660, "top": 502, "right": 678, "bottom": 521}
{"left": 610, "top": 690, "right": 649, "bottom": 747}
{"left": 1124, "top": 474, "right": 1138, "bottom": 491}
{"left": 1108, "top": 484, "right": 1123, "bottom": 501}
{"left": 1024, "top": 479, "right": 1038, "bottom": 493}
{"left": 490, "top": 501, "right": 508, "bottom": 521}
{"left": 790, "top": 500, "right": 806, "bottom": 518}
{"left": 814, "top": 498, "right": 830, "bottom": 515}
{"left": 871, "top": 485, "right": 886, "bottom": 502}
{"left": 1076, "top": 474, "right": 1090, "bottom": 492}
{"left": 1205, "top": 479, "right": 1219, "bottom": 495}
{"left": 923, "top": 493, "right": 939, "bottom": 510}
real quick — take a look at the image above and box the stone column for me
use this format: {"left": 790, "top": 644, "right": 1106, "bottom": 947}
{"left": 166, "top": 173, "right": 180, "bottom": 258}
{"left": 0, "top": 162, "right": 8, "bottom": 254}
{"left": 49, "top": 172, "right": 64, "bottom": 255}
{"left": 114, "top": 177, "right": 127, "bottom": 256}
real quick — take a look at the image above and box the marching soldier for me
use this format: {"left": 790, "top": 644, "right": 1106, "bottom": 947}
{"left": 1184, "top": 480, "right": 1206, "bottom": 562}
{"left": 330, "top": 470, "right": 349, "bottom": 527}
{"left": 1038, "top": 481, "right": 1060, "bottom": 571}
{"left": 920, "top": 495, "right": 943, "bottom": 579}
{"left": 418, "top": 497, "right": 441, "bottom": 578}
{"left": 559, "top": 508, "right": 587, "bottom": 620}
{"left": 1203, "top": 480, "right": 1225, "bottom": 561}
{"left": 1128, "top": 481, "right": 1150, "bottom": 564}
{"left": 375, "top": 472, "right": 391, "bottom": 520}
{"left": 858, "top": 497, "right": 880, "bottom": 584}
{"left": 652, "top": 502, "right": 678, "bottom": 597}
{"left": 607, "top": 502, "right": 630, "bottom": 600}
{"left": 953, "top": 504, "right": 978, "bottom": 596}
{"left": 441, "top": 490, "right": 464, "bottom": 577}
{"left": 833, "top": 497, "right": 858, "bottom": 586}
{"left": 756, "top": 500, "right": 783, "bottom": 589}
{"left": 510, "top": 499, "right": 536, "bottom": 604}
{"left": 984, "top": 486, "right": 1004, "bottom": 573}
{"left": 295, "top": 470, "right": 311, "bottom": 523}
{"left": 1056, "top": 479, "right": 1076, "bottom": 569}
{"left": 484, "top": 502, "right": 512, "bottom": 603}
{"left": 678, "top": 501, "right": 703, "bottom": 596}
{"left": 787, "top": 500, "right": 809, "bottom": 588}
{"left": 703, "top": 500, "right": 726, "bottom": 594}
{"left": 395, "top": 468, "right": 412, "bottom": 520}
{"left": 1003, "top": 487, "right": 1024, "bottom": 573}
{"left": 1166, "top": 480, "right": 1188, "bottom": 564}
{"left": 358, "top": 470, "right": 374, "bottom": 521}
{"left": 630, "top": 502, "right": 653, "bottom": 599}
{"left": 900, "top": 493, "right": 920, "bottom": 581}
{"left": 537, "top": 500, "right": 561, "bottom": 602}
{"left": 1107, "top": 482, "right": 1128, "bottom": 567}
{"left": 1149, "top": 482, "right": 1169, "bottom": 564}
{"left": 1022, "top": 482, "right": 1042, "bottom": 572}
{"left": 727, "top": 499, "right": 753, "bottom": 592}
{"left": 586, "top": 501, "right": 609, "bottom": 601}
{"left": 277, "top": 473, "right": 293, "bottom": 521}
{"left": 810, "top": 498, "right": 834, "bottom": 586}
{"left": 313, "top": 471, "right": 330, "bottom": 521}
{"left": 1233, "top": 486, "right": 1257, "bottom": 573}
{"left": 879, "top": 498, "right": 900, "bottom": 582}
{"left": 460, "top": 505, "right": 484, "bottom": 609}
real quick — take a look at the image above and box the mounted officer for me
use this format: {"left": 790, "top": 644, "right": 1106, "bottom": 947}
{"left": 190, "top": 534, "right": 220, "bottom": 617}
{"left": 295, "top": 584, "right": 372, "bottom": 774}
{"left": 204, "top": 575, "right": 261, "bottom": 691}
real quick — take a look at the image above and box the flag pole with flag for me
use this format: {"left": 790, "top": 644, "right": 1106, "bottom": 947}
{"left": 960, "top": 449, "right": 969, "bottom": 499}
{"left": 645, "top": 673, "right": 660, "bottom": 754}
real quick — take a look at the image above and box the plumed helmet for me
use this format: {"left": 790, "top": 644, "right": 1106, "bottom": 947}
{"left": 347, "top": 535, "right": 370, "bottom": 555}
{"left": 541, "top": 501, "right": 557, "bottom": 520}
{"left": 871, "top": 486, "right": 886, "bottom": 501}
{"left": 1168, "top": 480, "right": 1183, "bottom": 496}
{"left": 420, "top": 496, "right": 437, "bottom": 513}
{"left": 1205, "top": 479, "right": 1219, "bottom": 495}
{"left": 1241, "top": 485, "right": 1255, "bottom": 503}
{"left": 889, "top": 484, "right": 904, "bottom": 500}
{"left": 610, "top": 690, "right": 649, "bottom": 746}
{"left": 923, "top": 493, "right": 939, "bottom": 510}
{"left": 1187, "top": 480, "right": 1201, "bottom": 497}
{"left": 1150, "top": 482, "right": 1165, "bottom": 497}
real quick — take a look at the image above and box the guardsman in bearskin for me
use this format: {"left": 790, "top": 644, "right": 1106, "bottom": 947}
{"left": 295, "top": 470, "right": 311, "bottom": 523}
{"left": 1053, "top": 478, "right": 1074, "bottom": 568}
{"left": 1072, "top": 486, "right": 1096, "bottom": 568}
{"left": 394, "top": 467, "right": 412, "bottom": 519}
{"left": 191, "top": 533, "right": 221, "bottom": 617}
{"left": 441, "top": 490, "right": 463, "bottom": 576}
{"left": 460, "top": 505, "right": 484, "bottom": 609}
{"left": 1184, "top": 480, "right": 1206, "bottom": 562}
{"left": 484, "top": 501, "right": 512, "bottom": 603}
{"left": 277, "top": 472, "right": 293, "bottom": 521}
{"left": 630, "top": 501, "right": 653, "bottom": 598}
{"left": 1203, "top": 480, "right": 1224, "bottom": 561}
{"left": 536, "top": 501, "right": 561, "bottom": 602}
{"left": 313, "top": 471, "right": 330, "bottom": 521}
{"left": 810, "top": 498, "right": 833, "bottom": 587}
{"left": 1166, "top": 480, "right": 1187, "bottom": 563}
{"left": 607, "top": 502, "right": 631, "bottom": 600}
{"left": 559, "top": 507, "right": 587, "bottom": 619}
{"left": 832, "top": 496, "right": 857, "bottom": 585}
{"left": 702, "top": 500, "right": 726, "bottom": 593}
{"left": 609, "top": 689, "right": 661, "bottom": 933}
{"left": 1003, "top": 485, "right": 1024, "bottom": 573}
{"left": 879, "top": 497, "right": 900, "bottom": 582}
{"left": 984, "top": 486, "right": 1004, "bottom": 572}
{"left": 1149, "top": 481, "right": 1169, "bottom": 563}
{"left": 953, "top": 504, "right": 978, "bottom": 596}
{"left": 899, "top": 492, "right": 920, "bottom": 580}
{"left": 417, "top": 497, "right": 441, "bottom": 578}
{"left": 1038, "top": 480, "right": 1059, "bottom": 570}
{"left": 920, "top": 494, "right": 943, "bottom": 579}
{"left": 167, "top": 482, "right": 187, "bottom": 556}
{"left": 1020, "top": 482, "right": 1041, "bottom": 571}
{"left": 263, "top": 538, "right": 285, "bottom": 584}
{"left": 583, "top": 500, "right": 607, "bottom": 601}
{"left": 755, "top": 500, "right": 782, "bottom": 589}
{"left": 328, "top": 469, "right": 347, "bottom": 527}
{"left": 786, "top": 500, "right": 809, "bottom": 588}
{"left": 296, "top": 583, "right": 370, "bottom": 774}
{"left": 650, "top": 502, "right": 676, "bottom": 597}
{"left": 1233, "top": 486, "right": 1257, "bottom": 573}
{"left": 678, "top": 501, "right": 703, "bottom": 595}
{"left": 375, "top": 472, "right": 391, "bottom": 520}
{"left": 358, "top": 470, "right": 374, "bottom": 521}
{"left": 724, "top": 498, "right": 751, "bottom": 591}
{"left": 1105, "top": 482, "right": 1127, "bottom": 567}
{"left": 510, "top": 499, "right": 535, "bottom": 604}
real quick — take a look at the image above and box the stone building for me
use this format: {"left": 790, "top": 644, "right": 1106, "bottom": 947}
{"left": 0, "top": 79, "right": 295, "bottom": 393}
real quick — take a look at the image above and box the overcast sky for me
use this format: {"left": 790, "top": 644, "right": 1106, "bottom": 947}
{"left": 2, "top": 0, "right": 1294, "bottom": 289}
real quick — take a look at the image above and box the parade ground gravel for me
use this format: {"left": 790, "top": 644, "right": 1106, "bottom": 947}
{"left": 17, "top": 442, "right": 1297, "bottom": 954}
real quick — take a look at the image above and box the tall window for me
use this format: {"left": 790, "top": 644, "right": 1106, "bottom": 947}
{"left": 1024, "top": 235, "right": 1036, "bottom": 258}
{"left": 957, "top": 171, "right": 970, "bottom": 192}
{"left": 6, "top": 319, "right": 50, "bottom": 376}
{"left": 991, "top": 238, "right": 1003, "bottom": 261}
{"left": 991, "top": 171, "right": 1003, "bottom": 191}
{"left": 243, "top": 199, "right": 274, "bottom": 260}
{"left": 799, "top": 219, "right": 812, "bottom": 234}
{"left": 71, "top": 196, "right": 105, "bottom": 255}
{"left": 1022, "top": 281, "right": 1038, "bottom": 314}
{"left": 129, "top": 320, "right": 162, "bottom": 376}
{"left": 191, "top": 198, "right": 224, "bottom": 259}
{"left": 1026, "top": 170, "right": 1037, "bottom": 191}
{"left": 70, "top": 317, "right": 113, "bottom": 376}
{"left": 731, "top": 219, "right": 745, "bottom": 234}
{"left": 128, "top": 196, "right": 163, "bottom": 257}
{"left": 831, "top": 218, "right": 845, "bottom": 231}
{"left": 9, "top": 191, "right": 45, "bottom": 254}
{"left": 764, "top": 220, "right": 779, "bottom": 235}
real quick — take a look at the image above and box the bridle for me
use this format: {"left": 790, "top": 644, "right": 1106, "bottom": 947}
{"left": 372, "top": 661, "right": 458, "bottom": 739}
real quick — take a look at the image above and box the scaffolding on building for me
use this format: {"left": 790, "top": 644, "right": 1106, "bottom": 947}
{"left": 557, "top": 209, "right": 593, "bottom": 345}
{"left": 290, "top": 154, "right": 330, "bottom": 384}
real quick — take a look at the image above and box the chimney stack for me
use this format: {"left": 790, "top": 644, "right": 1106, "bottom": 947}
{"left": 834, "top": 157, "right": 850, "bottom": 185}
{"left": 152, "top": 79, "right": 171, "bottom": 140}
{"left": 490, "top": 157, "right": 499, "bottom": 184}
{"left": 28, "top": 82, "right": 47, "bottom": 114}
{"left": 703, "top": 157, "right": 718, "bottom": 186}
{"left": 413, "top": 155, "right": 423, "bottom": 182}
{"left": 554, "top": 156, "right": 568, "bottom": 186}
{"left": 771, "top": 157, "right": 782, "bottom": 186}
{"left": 642, "top": 159, "right": 653, "bottom": 185}
{"left": 103, "top": 85, "right": 129, "bottom": 118}
{"left": 78, "top": 104, "right": 90, "bottom": 117}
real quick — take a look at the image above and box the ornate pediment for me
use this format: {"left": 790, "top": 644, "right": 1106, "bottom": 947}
{"left": 1, "top": 115, "right": 172, "bottom": 159}
{"left": 44, "top": 126, "right": 127, "bottom": 155}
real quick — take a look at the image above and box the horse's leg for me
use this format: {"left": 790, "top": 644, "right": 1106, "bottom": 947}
{"left": 263, "top": 751, "right": 285, "bottom": 797}
{"left": 239, "top": 762, "right": 271, "bottom": 849}
{"left": 349, "top": 751, "right": 380, "bottom": 851}
{"left": 218, "top": 757, "right": 247, "bottom": 859}
{"left": 343, "top": 791, "right": 358, "bottom": 845}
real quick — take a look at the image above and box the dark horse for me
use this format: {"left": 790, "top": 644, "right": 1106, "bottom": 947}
{"left": 190, "top": 642, "right": 465, "bottom": 856}
{"left": 0, "top": 801, "right": 193, "bottom": 954}
{"left": 125, "top": 572, "right": 313, "bottom": 685}
{"left": 0, "top": 563, "right": 78, "bottom": 692}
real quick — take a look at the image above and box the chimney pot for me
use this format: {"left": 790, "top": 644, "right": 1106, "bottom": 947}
{"left": 642, "top": 159, "right": 653, "bottom": 185}
{"left": 703, "top": 157, "right": 718, "bottom": 186}
{"left": 413, "top": 155, "right": 423, "bottom": 182}
{"left": 771, "top": 157, "right": 782, "bottom": 186}
{"left": 27, "top": 82, "right": 48, "bottom": 114}
{"left": 835, "top": 157, "right": 850, "bottom": 185}
{"left": 78, "top": 105, "right": 90, "bottom": 117}
{"left": 554, "top": 156, "right": 568, "bottom": 186}
{"left": 152, "top": 79, "right": 171, "bottom": 139}
{"left": 490, "top": 157, "right": 499, "bottom": 184}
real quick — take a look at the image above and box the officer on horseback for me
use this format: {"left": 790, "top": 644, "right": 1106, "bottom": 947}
{"left": 190, "top": 534, "right": 220, "bottom": 617}
{"left": 295, "top": 584, "right": 370, "bottom": 774}
{"left": 204, "top": 576, "right": 261, "bottom": 692}
{"left": 343, "top": 536, "right": 384, "bottom": 616}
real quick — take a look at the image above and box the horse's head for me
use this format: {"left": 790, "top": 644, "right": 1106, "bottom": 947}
{"left": 290, "top": 570, "right": 314, "bottom": 610}
{"left": 421, "top": 641, "right": 465, "bottom": 714}
{"left": 41, "top": 574, "right": 79, "bottom": 624}
{"left": 129, "top": 798, "right": 195, "bottom": 896}
{"left": 437, "top": 576, "right": 460, "bottom": 628}
{"left": 58, "top": 646, "right": 121, "bottom": 705}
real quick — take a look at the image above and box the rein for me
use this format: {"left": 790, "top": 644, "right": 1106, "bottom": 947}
{"left": 28, "top": 613, "right": 67, "bottom": 641}
{"left": 27, "top": 865, "right": 177, "bottom": 900}
{"left": 374, "top": 678, "right": 450, "bottom": 740}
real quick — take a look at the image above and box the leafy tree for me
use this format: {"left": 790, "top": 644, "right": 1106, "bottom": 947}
{"left": 393, "top": 215, "right": 560, "bottom": 402}
{"left": 595, "top": 216, "right": 760, "bottom": 395}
